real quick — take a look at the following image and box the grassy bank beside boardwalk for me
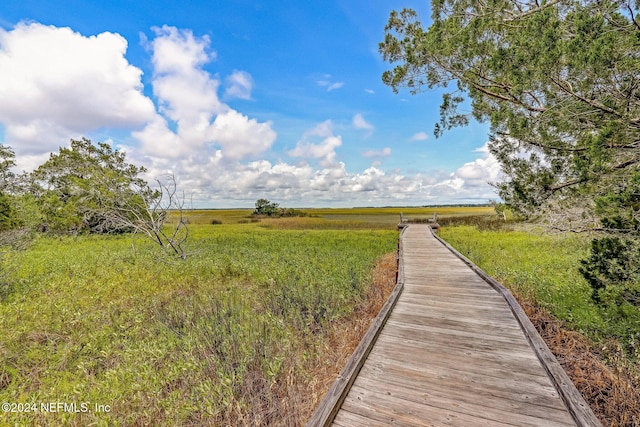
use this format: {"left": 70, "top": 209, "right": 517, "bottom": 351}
{"left": 0, "top": 221, "right": 398, "bottom": 426}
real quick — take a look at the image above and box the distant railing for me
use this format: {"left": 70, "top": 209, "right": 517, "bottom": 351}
{"left": 398, "top": 211, "right": 439, "bottom": 231}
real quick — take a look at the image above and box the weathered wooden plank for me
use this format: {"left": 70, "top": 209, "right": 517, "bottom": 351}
{"left": 398, "top": 298, "right": 515, "bottom": 316}
{"left": 341, "top": 384, "right": 524, "bottom": 427}
{"left": 384, "top": 316, "right": 527, "bottom": 344}
{"left": 356, "top": 359, "right": 569, "bottom": 412}
{"left": 349, "top": 380, "right": 576, "bottom": 427}
{"left": 402, "top": 285, "right": 505, "bottom": 297}
{"left": 332, "top": 409, "right": 400, "bottom": 427}
{"left": 390, "top": 305, "right": 524, "bottom": 332}
{"left": 373, "top": 331, "right": 541, "bottom": 366}
{"left": 401, "top": 288, "right": 502, "bottom": 300}
{"left": 372, "top": 322, "right": 530, "bottom": 360}
{"left": 370, "top": 338, "right": 547, "bottom": 377}
{"left": 361, "top": 346, "right": 562, "bottom": 394}
{"left": 383, "top": 318, "right": 535, "bottom": 349}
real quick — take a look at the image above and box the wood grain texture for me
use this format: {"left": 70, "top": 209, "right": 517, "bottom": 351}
{"left": 307, "top": 224, "right": 600, "bottom": 427}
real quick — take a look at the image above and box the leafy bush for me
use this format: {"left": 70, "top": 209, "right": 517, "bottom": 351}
{"left": 580, "top": 237, "right": 640, "bottom": 307}
{"left": 31, "top": 138, "right": 154, "bottom": 235}
{"left": 252, "top": 198, "right": 308, "bottom": 218}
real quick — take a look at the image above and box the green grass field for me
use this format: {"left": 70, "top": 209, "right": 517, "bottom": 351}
{"left": 180, "top": 205, "right": 494, "bottom": 227}
{"left": 2, "top": 205, "right": 637, "bottom": 425}
{"left": 0, "top": 219, "right": 398, "bottom": 425}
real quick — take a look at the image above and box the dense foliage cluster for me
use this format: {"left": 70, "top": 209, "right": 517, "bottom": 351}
{"left": 252, "top": 198, "right": 308, "bottom": 218}
{"left": 0, "top": 138, "right": 187, "bottom": 257}
{"left": 30, "top": 138, "right": 154, "bottom": 234}
{"left": 381, "top": 0, "right": 640, "bottom": 308}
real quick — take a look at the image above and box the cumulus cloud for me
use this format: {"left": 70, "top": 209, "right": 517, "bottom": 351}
{"left": 210, "top": 110, "right": 276, "bottom": 160}
{"left": 287, "top": 120, "right": 342, "bottom": 168}
{"left": 0, "top": 21, "right": 502, "bottom": 207}
{"left": 422, "top": 143, "right": 502, "bottom": 202}
{"left": 288, "top": 135, "right": 342, "bottom": 168}
{"left": 150, "top": 25, "right": 213, "bottom": 74}
{"left": 410, "top": 132, "right": 429, "bottom": 141}
{"left": 303, "top": 120, "right": 333, "bottom": 138}
{"left": 0, "top": 22, "right": 155, "bottom": 158}
{"left": 454, "top": 143, "right": 502, "bottom": 186}
{"left": 137, "top": 140, "right": 501, "bottom": 208}
{"left": 134, "top": 26, "right": 275, "bottom": 161}
{"left": 150, "top": 29, "right": 225, "bottom": 123}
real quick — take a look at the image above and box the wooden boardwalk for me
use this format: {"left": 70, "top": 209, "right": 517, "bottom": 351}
{"left": 307, "top": 224, "right": 600, "bottom": 427}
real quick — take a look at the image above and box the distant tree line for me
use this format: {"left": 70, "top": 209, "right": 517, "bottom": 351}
{"left": 0, "top": 138, "right": 187, "bottom": 258}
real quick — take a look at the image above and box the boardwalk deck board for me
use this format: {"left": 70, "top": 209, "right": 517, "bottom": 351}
{"left": 306, "top": 224, "right": 600, "bottom": 427}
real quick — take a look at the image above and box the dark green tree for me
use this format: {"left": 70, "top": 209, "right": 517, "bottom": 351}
{"left": 31, "top": 138, "right": 154, "bottom": 234}
{"left": 253, "top": 198, "right": 280, "bottom": 216}
{"left": 0, "top": 145, "right": 16, "bottom": 194}
{"left": 380, "top": 1, "right": 640, "bottom": 305}
{"left": 0, "top": 145, "right": 19, "bottom": 231}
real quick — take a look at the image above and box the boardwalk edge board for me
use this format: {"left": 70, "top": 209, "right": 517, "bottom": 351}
{"left": 305, "top": 228, "right": 408, "bottom": 427}
{"left": 430, "top": 228, "right": 602, "bottom": 427}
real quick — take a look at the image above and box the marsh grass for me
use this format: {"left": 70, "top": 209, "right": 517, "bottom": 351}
{"left": 0, "top": 223, "right": 397, "bottom": 426}
{"left": 9, "top": 205, "right": 622, "bottom": 425}
{"left": 172, "top": 206, "right": 495, "bottom": 229}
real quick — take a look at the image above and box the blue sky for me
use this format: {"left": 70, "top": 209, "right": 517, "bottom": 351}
{"left": 0, "top": 1, "right": 499, "bottom": 207}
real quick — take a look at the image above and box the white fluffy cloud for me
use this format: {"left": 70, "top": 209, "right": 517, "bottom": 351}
{"left": 287, "top": 120, "right": 342, "bottom": 168}
{"left": 0, "top": 21, "right": 502, "bottom": 206}
{"left": 147, "top": 137, "right": 502, "bottom": 207}
{"left": 0, "top": 22, "right": 155, "bottom": 158}
{"left": 454, "top": 144, "right": 502, "bottom": 186}
{"left": 288, "top": 128, "right": 342, "bottom": 168}
{"left": 133, "top": 26, "right": 275, "bottom": 161}
{"left": 420, "top": 143, "right": 502, "bottom": 202}
{"left": 210, "top": 110, "right": 276, "bottom": 160}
